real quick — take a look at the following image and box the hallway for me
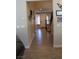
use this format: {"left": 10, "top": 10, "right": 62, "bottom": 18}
{"left": 23, "top": 28, "right": 53, "bottom": 59}
{"left": 31, "top": 28, "right": 53, "bottom": 48}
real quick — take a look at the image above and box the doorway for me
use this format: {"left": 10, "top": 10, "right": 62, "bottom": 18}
{"left": 25, "top": 1, "right": 53, "bottom": 59}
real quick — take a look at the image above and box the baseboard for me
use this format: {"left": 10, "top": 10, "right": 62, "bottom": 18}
{"left": 29, "top": 33, "right": 35, "bottom": 48}
{"left": 54, "top": 45, "right": 62, "bottom": 48}
{"left": 25, "top": 39, "right": 33, "bottom": 49}
{"left": 29, "top": 40, "right": 33, "bottom": 48}
{"left": 25, "top": 45, "right": 30, "bottom": 48}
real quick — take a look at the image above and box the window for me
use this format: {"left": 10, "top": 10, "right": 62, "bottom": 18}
{"left": 35, "top": 14, "right": 40, "bottom": 25}
{"left": 46, "top": 15, "right": 50, "bottom": 24}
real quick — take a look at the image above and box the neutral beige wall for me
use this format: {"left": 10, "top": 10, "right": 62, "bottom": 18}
{"left": 40, "top": 14, "right": 46, "bottom": 27}
{"left": 26, "top": 0, "right": 52, "bottom": 1}
{"left": 27, "top": 1, "right": 52, "bottom": 11}
{"left": 53, "top": 0, "right": 62, "bottom": 47}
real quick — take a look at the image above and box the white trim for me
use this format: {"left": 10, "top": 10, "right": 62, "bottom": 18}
{"left": 25, "top": 45, "right": 30, "bottom": 48}
{"left": 54, "top": 45, "right": 62, "bottom": 48}
{"left": 26, "top": 33, "right": 35, "bottom": 48}
{"left": 29, "top": 33, "right": 35, "bottom": 47}
{"left": 29, "top": 39, "right": 33, "bottom": 48}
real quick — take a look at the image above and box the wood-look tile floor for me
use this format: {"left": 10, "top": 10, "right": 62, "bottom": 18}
{"left": 23, "top": 28, "right": 62, "bottom": 59}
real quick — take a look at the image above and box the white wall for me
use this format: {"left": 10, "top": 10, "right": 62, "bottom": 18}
{"left": 53, "top": 0, "right": 62, "bottom": 47}
{"left": 16, "top": 0, "right": 29, "bottom": 48}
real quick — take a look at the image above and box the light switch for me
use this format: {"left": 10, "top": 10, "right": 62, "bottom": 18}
{"left": 21, "top": 25, "right": 25, "bottom": 28}
{"left": 21, "top": 17, "right": 24, "bottom": 20}
{"left": 16, "top": 25, "right": 20, "bottom": 29}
